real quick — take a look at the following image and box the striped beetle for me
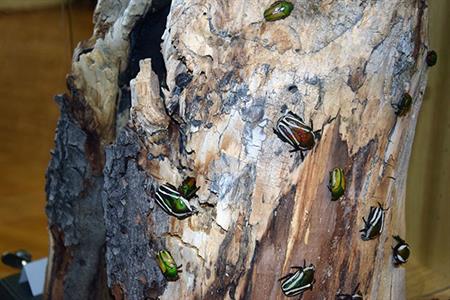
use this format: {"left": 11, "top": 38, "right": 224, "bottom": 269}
{"left": 155, "top": 183, "right": 198, "bottom": 219}
{"left": 264, "top": 1, "right": 294, "bottom": 22}
{"left": 360, "top": 203, "right": 387, "bottom": 241}
{"left": 274, "top": 111, "right": 331, "bottom": 160}
{"left": 279, "top": 260, "right": 315, "bottom": 297}
{"left": 336, "top": 283, "right": 363, "bottom": 299}
{"left": 328, "top": 167, "right": 346, "bottom": 201}
{"left": 156, "top": 250, "right": 182, "bottom": 281}
{"left": 392, "top": 235, "right": 410, "bottom": 266}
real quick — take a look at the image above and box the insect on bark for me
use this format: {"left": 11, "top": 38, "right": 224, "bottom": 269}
{"left": 155, "top": 183, "right": 198, "bottom": 219}
{"left": 274, "top": 111, "right": 333, "bottom": 160}
{"left": 178, "top": 177, "right": 200, "bottom": 200}
{"left": 279, "top": 260, "right": 315, "bottom": 297}
{"left": 426, "top": 50, "right": 438, "bottom": 67}
{"left": 392, "top": 235, "right": 410, "bottom": 265}
{"left": 264, "top": 1, "right": 294, "bottom": 22}
{"left": 156, "top": 250, "right": 182, "bottom": 281}
{"left": 328, "top": 167, "right": 346, "bottom": 201}
{"left": 360, "top": 203, "right": 388, "bottom": 241}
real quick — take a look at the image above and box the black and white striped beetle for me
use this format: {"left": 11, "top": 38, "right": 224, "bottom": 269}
{"left": 336, "top": 283, "right": 363, "bottom": 299}
{"left": 392, "top": 235, "right": 410, "bottom": 265}
{"left": 274, "top": 111, "right": 332, "bottom": 160}
{"left": 155, "top": 183, "right": 198, "bottom": 219}
{"left": 360, "top": 203, "right": 388, "bottom": 241}
{"left": 279, "top": 260, "right": 315, "bottom": 297}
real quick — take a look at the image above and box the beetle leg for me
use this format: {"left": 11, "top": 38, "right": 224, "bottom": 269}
{"left": 310, "top": 279, "right": 316, "bottom": 290}
{"left": 378, "top": 202, "right": 390, "bottom": 211}
{"left": 313, "top": 129, "right": 322, "bottom": 141}
{"left": 300, "top": 150, "right": 305, "bottom": 160}
{"left": 289, "top": 147, "right": 299, "bottom": 153}
{"left": 362, "top": 217, "right": 368, "bottom": 226}
{"left": 316, "top": 115, "right": 337, "bottom": 141}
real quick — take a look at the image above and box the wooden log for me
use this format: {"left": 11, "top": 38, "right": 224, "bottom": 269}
{"left": 45, "top": 0, "right": 430, "bottom": 299}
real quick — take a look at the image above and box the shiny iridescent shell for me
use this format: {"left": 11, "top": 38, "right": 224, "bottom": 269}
{"left": 264, "top": 1, "right": 294, "bottom": 22}
{"left": 155, "top": 183, "right": 197, "bottom": 219}
{"left": 178, "top": 177, "right": 200, "bottom": 200}
{"left": 328, "top": 167, "right": 346, "bottom": 201}
{"left": 156, "top": 250, "right": 182, "bottom": 280}
{"left": 279, "top": 261, "right": 315, "bottom": 297}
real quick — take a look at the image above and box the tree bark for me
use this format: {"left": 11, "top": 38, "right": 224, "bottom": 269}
{"left": 45, "top": 0, "right": 430, "bottom": 299}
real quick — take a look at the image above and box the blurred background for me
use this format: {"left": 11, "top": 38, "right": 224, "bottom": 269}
{"left": 0, "top": 1, "right": 448, "bottom": 299}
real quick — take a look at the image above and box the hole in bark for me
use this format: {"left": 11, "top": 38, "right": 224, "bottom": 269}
{"left": 288, "top": 84, "right": 298, "bottom": 93}
{"left": 117, "top": 1, "right": 172, "bottom": 118}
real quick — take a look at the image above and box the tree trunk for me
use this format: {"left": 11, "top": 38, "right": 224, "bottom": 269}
{"left": 45, "top": 0, "right": 430, "bottom": 299}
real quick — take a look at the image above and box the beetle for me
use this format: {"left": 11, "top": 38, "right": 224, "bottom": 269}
{"left": 393, "top": 93, "right": 412, "bottom": 117}
{"left": 155, "top": 183, "right": 198, "bottom": 219}
{"left": 178, "top": 177, "right": 200, "bottom": 200}
{"left": 328, "top": 167, "right": 346, "bottom": 201}
{"left": 264, "top": 1, "right": 294, "bottom": 22}
{"left": 279, "top": 260, "right": 315, "bottom": 297}
{"left": 336, "top": 283, "right": 363, "bottom": 300}
{"left": 156, "top": 250, "right": 182, "bottom": 281}
{"left": 392, "top": 235, "right": 410, "bottom": 266}
{"left": 426, "top": 50, "right": 437, "bottom": 67}
{"left": 360, "top": 203, "right": 387, "bottom": 241}
{"left": 274, "top": 111, "right": 330, "bottom": 160}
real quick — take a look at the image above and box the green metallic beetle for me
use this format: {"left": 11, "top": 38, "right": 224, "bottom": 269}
{"left": 393, "top": 93, "right": 412, "bottom": 117}
{"left": 178, "top": 177, "right": 200, "bottom": 200}
{"left": 279, "top": 260, "right": 315, "bottom": 297}
{"left": 156, "top": 250, "right": 182, "bottom": 280}
{"left": 328, "top": 167, "right": 346, "bottom": 201}
{"left": 155, "top": 183, "right": 198, "bottom": 219}
{"left": 392, "top": 235, "right": 410, "bottom": 266}
{"left": 264, "top": 1, "right": 294, "bottom": 22}
{"left": 426, "top": 50, "right": 437, "bottom": 67}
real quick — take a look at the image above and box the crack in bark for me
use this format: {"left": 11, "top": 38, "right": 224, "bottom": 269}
{"left": 163, "top": 232, "right": 206, "bottom": 263}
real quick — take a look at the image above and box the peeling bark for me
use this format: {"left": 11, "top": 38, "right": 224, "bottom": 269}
{"left": 46, "top": 0, "right": 430, "bottom": 299}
